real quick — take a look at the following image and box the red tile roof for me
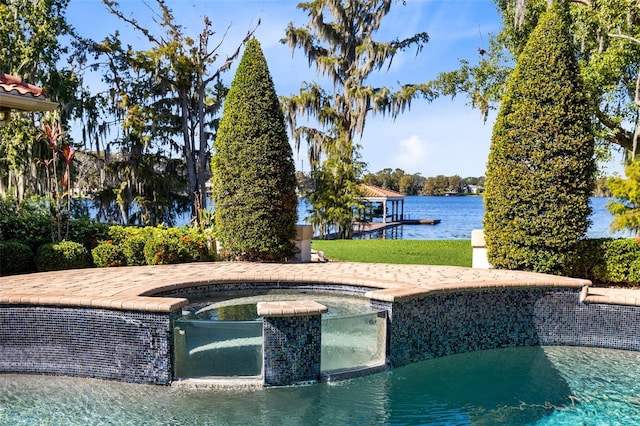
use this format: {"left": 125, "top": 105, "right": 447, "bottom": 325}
{"left": 0, "top": 72, "right": 57, "bottom": 112}
{"left": 359, "top": 184, "right": 405, "bottom": 200}
{"left": 0, "top": 72, "right": 46, "bottom": 98}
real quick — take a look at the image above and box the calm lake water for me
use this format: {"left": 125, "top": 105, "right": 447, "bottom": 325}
{"left": 296, "top": 196, "right": 630, "bottom": 240}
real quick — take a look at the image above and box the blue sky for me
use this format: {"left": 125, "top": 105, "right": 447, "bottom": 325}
{"left": 65, "top": 0, "right": 625, "bottom": 178}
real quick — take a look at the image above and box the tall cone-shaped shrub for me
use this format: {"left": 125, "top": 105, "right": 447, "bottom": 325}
{"left": 211, "top": 38, "right": 298, "bottom": 261}
{"left": 483, "top": 2, "right": 595, "bottom": 274}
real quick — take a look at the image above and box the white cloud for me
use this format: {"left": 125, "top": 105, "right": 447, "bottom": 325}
{"left": 394, "top": 135, "right": 433, "bottom": 170}
{"left": 359, "top": 97, "right": 494, "bottom": 177}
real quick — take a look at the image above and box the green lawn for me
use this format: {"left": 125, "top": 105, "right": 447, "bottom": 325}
{"left": 311, "top": 239, "right": 472, "bottom": 267}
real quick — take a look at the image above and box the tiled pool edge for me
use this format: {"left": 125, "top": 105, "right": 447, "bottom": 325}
{"left": 374, "top": 287, "right": 640, "bottom": 369}
{"left": 1, "top": 263, "right": 638, "bottom": 386}
{"left": 4, "top": 285, "right": 639, "bottom": 386}
{"left": 0, "top": 306, "right": 178, "bottom": 385}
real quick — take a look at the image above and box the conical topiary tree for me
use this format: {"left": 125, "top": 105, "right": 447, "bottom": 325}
{"left": 211, "top": 38, "right": 298, "bottom": 261}
{"left": 483, "top": 1, "right": 595, "bottom": 274}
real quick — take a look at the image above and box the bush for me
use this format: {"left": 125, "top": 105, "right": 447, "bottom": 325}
{"left": 92, "top": 240, "right": 126, "bottom": 267}
{"left": 143, "top": 228, "right": 187, "bottom": 265}
{"left": 108, "top": 225, "right": 155, "bottom": 266}
{"left": 68, "top": 217, "right": 110, "bottom": 252}
{"left": 483, "top": 3, "right": 595, "bottom": 274}
{"left": 211, "top": 38, "right": 298, "bottom": 261}
{"left": 569, "top": 238, "right": 640, "bottom": 284}
{"left": 36, "top": 240, "right": 92, "bottom": 271}
{"left": 184, "top": 227, "right": 214, "bottom": 261}
{"left": 107, "top": 225, "right": 214, "bottom": 266}
{"left": 0, "top": 196, "right": 51, "bottom": 252}
{"left": 121, "top": 231, "right": 151, "bottom": 266}
{"left": 142, "top": 227, "right": 215, "bottom": 265}
{"left": 0, "top": 240, "right": 35, "bottom": 275}
{"left": 0, "top": 196, "right": 109, "bottom": 253}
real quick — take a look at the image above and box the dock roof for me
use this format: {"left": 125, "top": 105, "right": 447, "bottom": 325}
{"left": 359, "top": 184, "right": 405, "bottom": 201}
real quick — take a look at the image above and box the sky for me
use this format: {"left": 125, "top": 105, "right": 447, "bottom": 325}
{"left": 65, "top": 0, "right": 626, "bottom": 178}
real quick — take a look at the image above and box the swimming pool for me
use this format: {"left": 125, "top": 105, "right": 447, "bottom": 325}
{"left": 2, "top": 345, "right": 638, "bottom": 425}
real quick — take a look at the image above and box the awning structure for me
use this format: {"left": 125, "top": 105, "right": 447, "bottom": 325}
{"left": 0, "top": 72, "right": 58, "bottom": 123}
{"left": 359, "top": 184, "right": 405, "bottom": 223}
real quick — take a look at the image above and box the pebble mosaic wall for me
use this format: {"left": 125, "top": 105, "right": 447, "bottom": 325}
{"left": 535, "top": 291, "right": 640, "bottom": 351}
{"left": 378, "top": 288, "right": 553, "bottom": 367}
{"left": 0, "top": 306, "right": 175, "bottom": 385}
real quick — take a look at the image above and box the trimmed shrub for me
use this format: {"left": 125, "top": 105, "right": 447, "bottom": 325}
{"left": 141, "top": 227, "right": 209, "bottom": 265}
{"left": 68, "top": 217, "right": 110, "bottom": 252}
{"left": 36, "top": 240, "right": 92, "bottom": 271}
{"left": 180, "top": 227, "right": 216, "bottom": 262}
{"left": 106, "top": 225, "right": 130, "bottom": 245}
{"left": 211, "top": 38, "right": 298, "bottom": 261}
{"left": 569, "top": 238, "right": 640, "bottom": 284}
{"left": 92, "top": 240, "right": 126, "bottom": 267}
{"left": 484, "top": 3, "right": 595, "bottom": 274}
{"left": 143, "top": 228, "right": 187, "bottom": 265}
{"left": 628, "top": 258, "right": 640, "bottom": 283}
{"left": 121, "top": 232, "right": 150, "bottom": 266}
{"left": 110, "top": 225, "right": 156, "bottom": 266}
{"left": 0, "top": 240, "right": 35, "bottom": 275}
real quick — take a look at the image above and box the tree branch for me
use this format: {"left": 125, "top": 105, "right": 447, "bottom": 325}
{"left": 609, "top": 33, "right": 640, "bottom": 107}
{"left": 594, "top": 107, "right": 635, "bottom": 151}
{"left": 102, "top": 0, "right": 162, "bottom": 46}
{"left": 204, "top": 19, "right": 259, "bottom": 85}
{"left": 608, "top": 33, "right": 640, "bottom": 45}
{"left": 569, "top": 0, "right": 592, "bottom": 7}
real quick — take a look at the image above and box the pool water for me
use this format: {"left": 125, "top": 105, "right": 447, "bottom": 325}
{"left": 183, "top": 292, "right": 376, "bottom": 321}
{"left": 2, "top": 346, "right": 640, "bottom": 425}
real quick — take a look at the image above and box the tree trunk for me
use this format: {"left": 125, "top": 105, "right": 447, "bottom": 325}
{"left": 196, "top": 73, "right": 208, "bottom": 218}
{"left": 179, "top": 87, "right": 197, "bottom": 220}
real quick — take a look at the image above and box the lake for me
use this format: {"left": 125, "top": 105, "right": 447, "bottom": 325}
{"left": 297, "top": 196, "right": 631, "bottom": 240}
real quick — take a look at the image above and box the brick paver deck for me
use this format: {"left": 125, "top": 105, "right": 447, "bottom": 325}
{"left": 2, "top": 261, "right": 628, "bottom": 313}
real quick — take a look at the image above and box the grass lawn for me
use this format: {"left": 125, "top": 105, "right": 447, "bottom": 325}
{"left": 311, "top": 239, "right": 472, "bottom": 267}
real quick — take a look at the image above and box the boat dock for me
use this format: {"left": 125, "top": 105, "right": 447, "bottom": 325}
{"left": 353, "top": 219, "right": 441, "bottom": 236}
{"left": 318, "top": 218, "right": 441, "bottom": 240}
{"left": 317, "top": 184, "right": 441, "bottom": 239}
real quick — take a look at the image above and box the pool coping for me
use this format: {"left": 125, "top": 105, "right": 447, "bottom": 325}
{"left": 0, "top": 261, "right": 607, "bottom": 313}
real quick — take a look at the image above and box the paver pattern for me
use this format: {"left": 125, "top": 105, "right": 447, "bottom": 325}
{"left": 2, "top": 261, "right": 623, "bottom": 313}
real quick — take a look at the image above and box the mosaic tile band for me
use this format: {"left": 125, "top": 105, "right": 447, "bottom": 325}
{"left": 0, "top": 306, "right": 175, "bottom": 385}
{"left": 375, "top": 288, "right": 640, "bottom": 368}
{"left": 263, "top": 314, "right": 323, "bottom": 386}
{"left": 2, "top": 285, "right": 639, "bottom": 385}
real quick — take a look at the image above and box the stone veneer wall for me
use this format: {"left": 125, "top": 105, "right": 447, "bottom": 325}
{"left": 372, "top": 287, "right": 640, "bottom": 368}
{"left": 0, "top": 306, "right": 176, "bottom": 385}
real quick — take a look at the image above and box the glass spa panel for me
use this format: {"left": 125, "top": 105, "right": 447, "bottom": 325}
{"left": 321, "top": 311, "right": 386, "bottom": 372}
